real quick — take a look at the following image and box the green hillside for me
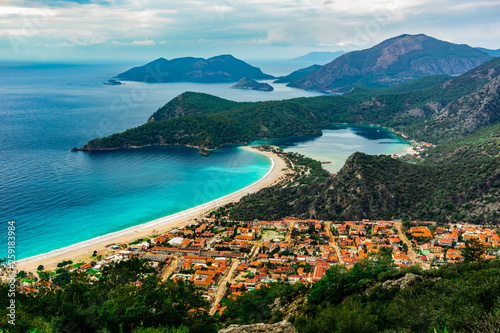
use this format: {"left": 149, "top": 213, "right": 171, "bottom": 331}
{"left": 221, "top": 258, "right": 500, "bottom": 333}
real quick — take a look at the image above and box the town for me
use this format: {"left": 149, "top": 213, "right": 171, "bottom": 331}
{"left": 9, "top": 213, "right": 500, "bottom": 316}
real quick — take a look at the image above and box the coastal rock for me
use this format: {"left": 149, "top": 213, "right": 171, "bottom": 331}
{"left": 232, "top": 77, "right": 273, "bottom": 92}
{"left": 218, "top": 321, "right": 298, "bottom": 333}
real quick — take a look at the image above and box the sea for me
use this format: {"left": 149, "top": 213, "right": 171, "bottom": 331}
{"left": 0, "top": 60, "right": 408, "bottom": 260}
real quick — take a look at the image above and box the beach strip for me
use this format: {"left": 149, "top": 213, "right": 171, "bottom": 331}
{"left": 15, "top": 146, "right": 288, "bottom": 273}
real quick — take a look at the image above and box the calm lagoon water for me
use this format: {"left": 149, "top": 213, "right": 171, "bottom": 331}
{"left": 253, "top": 125, "right": 411, "bottom": 173}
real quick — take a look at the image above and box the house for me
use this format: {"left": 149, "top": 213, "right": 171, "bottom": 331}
{"left": 311, "top": 263, "right": 328, "bottom": 281}
{"left": 438, "top": 238, "right": 453, "bottom": 247}
{"left": 191, "top": 275, "right": 213, "bottom": 290}
{"left": 392, "top": 253, "right": 412, "bottom": 265}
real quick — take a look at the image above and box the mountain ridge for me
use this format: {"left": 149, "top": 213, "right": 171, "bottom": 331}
{"left": 288, "top": 34, "right": 492, "bottom": 93}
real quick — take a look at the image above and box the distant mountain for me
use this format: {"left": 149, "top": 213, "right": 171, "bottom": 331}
{"left": 273, "top": 65, "right": 321, "bottom": 83}
{"left": 293, "top": 51, "right": 346, "bottom": 64}
{"left": 476, "top": 47, "right": 500, "bottom": 57}
{"left": 116, "top": 55, "right": 274, "bottom": 83}
{"left": 232, "top": 77, "right": 273, "bottom": 91}
{"left": 288, "top": 34, "right": 492, "bottom": 93}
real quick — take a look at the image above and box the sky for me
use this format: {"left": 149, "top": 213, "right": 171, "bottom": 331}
{"left": 1, "top": 0, "right": 499, "bottom": 61}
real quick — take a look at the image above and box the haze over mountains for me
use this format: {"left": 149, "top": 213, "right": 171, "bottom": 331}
{"left": 116, "top": 55, "right": 274, "bottom": 83}
{"left": 476, "top": 47, "right": 500, "bottom": 57}
{"left": 288, "top": 34, "right": 492, "bottom": 93}
{"left": 293, "top": 51, "right": 346, "bottom": 64}
{"left": 274, "top": 65, "right": 322, "bottom": 84}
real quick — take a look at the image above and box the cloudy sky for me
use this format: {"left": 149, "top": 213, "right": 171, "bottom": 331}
{"left": 1, "top": 0, "right": 499, "bottom": 61}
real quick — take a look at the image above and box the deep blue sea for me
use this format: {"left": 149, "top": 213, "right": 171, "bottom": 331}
{"left": 0, "top": 61, "right": 409, "bottom": 260}
{"left": 0, "top": 61, "right": 323, "bottom": 260}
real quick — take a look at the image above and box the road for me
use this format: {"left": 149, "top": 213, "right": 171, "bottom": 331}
{"left": 249, "top": 243, "right": 262, "bottom": 259}
{"left": 325, "top": 222, "right": 343, "bottom": 264}
{"left": 160, "top": 257, "right": 180, "bottom": 281}
{"left": 209, "top": 259, "right": 240, "bottom": 315}
{"left": 394, "top": 221, "right": 419, "bottom": 266}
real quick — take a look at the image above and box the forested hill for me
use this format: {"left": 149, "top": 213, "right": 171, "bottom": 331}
{"left": 81, "top": 57, "right": 500, "bottom": 152}
{"left": 229, "top": 122, "right": 500, "bottom": 224}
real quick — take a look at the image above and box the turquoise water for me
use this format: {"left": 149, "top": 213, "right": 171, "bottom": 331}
{"left": 253, "top": 125, "right": 411, "bottom": 173}
{"left": 0, "top": 61, "right": 322, "bottom": 260}
{"left": 0, "top": 62, "right": 408, "bottom": 261}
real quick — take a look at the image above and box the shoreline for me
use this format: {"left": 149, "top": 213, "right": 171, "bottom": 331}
{"left": 14, "top": 146, "right": 288, "bottom": 273}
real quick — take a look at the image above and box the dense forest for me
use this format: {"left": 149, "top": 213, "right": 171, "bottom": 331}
{"left": 229, "top": 122, "right": 500, "bottom": 224}
{"left": 81, "top": 57, "right": 500, "bottom": 151}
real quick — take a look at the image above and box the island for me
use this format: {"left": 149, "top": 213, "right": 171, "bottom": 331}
{"left": 231, "top": 77, "right": 274, "bottom": 91}
{"left": 116, "top": 54, "right": 274, "bottom": 83}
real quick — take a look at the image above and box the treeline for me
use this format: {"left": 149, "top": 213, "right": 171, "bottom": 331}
{"left": 221, "top": 258, "right": 500, "bottom": 333}
{"left": 0, "top": 258, "right": 217, "bottom": 332}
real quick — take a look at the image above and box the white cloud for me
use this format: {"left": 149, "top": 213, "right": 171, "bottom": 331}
{"left": 0, "top": 0, "right": 499, "bottom": 59}
{"left": 131, "top": 39, "right": 156, "bottom": 46}
{"left": 450, "top": 1, "right": 500, "bottom": 11}
{"left": 111, "top": 39, "right": 156, "bottom": 46}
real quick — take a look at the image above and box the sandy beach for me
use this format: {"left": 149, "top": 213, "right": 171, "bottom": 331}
{"left": 15, "top": 146, "right": 288, "bottom": 273}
